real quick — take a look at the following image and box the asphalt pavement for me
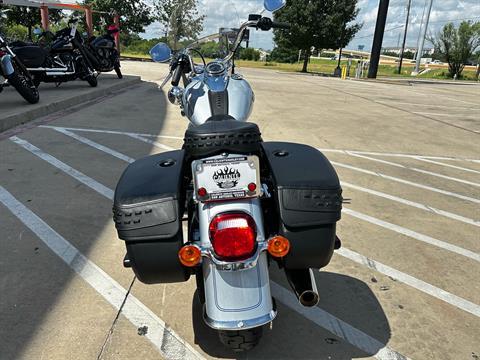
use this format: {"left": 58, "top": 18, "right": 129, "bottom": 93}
{"left": 0, "top": 61, "right": 479, "bottom": 360}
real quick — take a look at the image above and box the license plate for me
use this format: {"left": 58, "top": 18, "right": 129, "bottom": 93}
{"left": 192, "top": 155, "right": 260, "bottom": 201}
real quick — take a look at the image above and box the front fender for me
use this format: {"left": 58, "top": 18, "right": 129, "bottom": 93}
{"left": 1, "top": 55, "right": 15, "bottom": 76}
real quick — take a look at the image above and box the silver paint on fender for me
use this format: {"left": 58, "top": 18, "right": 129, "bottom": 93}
{"left": 196, "top": 197, "right": 275, "bottom": 330}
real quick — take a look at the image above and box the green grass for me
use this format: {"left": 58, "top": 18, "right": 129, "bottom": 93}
{"left": 121, "top": 52, "right": 479, "bottom": 81}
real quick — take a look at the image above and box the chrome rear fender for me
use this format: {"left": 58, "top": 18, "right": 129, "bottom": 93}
{"left": 197, "top": 198, "right": 276, "bottom": 330}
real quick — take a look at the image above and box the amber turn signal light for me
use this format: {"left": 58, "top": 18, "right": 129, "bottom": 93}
{"left": 178, "top": 245, "right": 202, "bottom": 267}
{"left": 267, "top": 236, "right": 290, "bottom": 258}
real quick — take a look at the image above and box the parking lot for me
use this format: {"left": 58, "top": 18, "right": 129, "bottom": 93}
{"left": 1, "top": 61, "right": 479, "bottom": 360}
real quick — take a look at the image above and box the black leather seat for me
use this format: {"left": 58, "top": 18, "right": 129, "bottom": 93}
{"left": 183, "top": 120, "right": 262, "bottom": 159}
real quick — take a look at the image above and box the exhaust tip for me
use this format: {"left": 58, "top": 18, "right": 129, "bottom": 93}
{"left": 299, "top": 290, "right": 319, "bottom": 307}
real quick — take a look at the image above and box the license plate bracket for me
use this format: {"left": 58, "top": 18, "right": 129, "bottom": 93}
{"left": 192, "top": 155, "right": 260, "bottom": 201}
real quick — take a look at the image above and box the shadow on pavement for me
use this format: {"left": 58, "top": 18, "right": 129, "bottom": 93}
{"left": 192, "top": 271, "right": 391, "bottom": 359}
{"left": 0, "top": 79, "right": 167, "bottom": 359}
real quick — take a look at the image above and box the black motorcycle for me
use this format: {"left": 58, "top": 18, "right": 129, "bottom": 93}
{"left": 85, "top": 25, "right": 122, "bottom": 79}
{"left": 12, "top": 18, "right": 98, "bottom": 87}
{"left": 0, "top": 33, "right": 40, "bottom": 104}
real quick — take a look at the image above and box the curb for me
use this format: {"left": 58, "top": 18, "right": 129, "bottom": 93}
{"left": 0, "top": 75, "right": 142, "bottom": 133}
{"left": 352, "top": 77, "right": 480, "bottom": 86}
{"left": 121, "top": 56, "right": 152, "bottom": 62}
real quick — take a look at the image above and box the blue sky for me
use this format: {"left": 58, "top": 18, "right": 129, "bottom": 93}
{"left": 142, "top": 0, "right": 480, "bottom": 51}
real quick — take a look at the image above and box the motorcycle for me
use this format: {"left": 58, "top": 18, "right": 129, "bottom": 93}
{"left": 85, "top": 25, "right": 122, "bottom": 79}
{"left": 112, "top": 0, "right": 343, "bottom": 351}
{"left": 12, "top": 18, "right": 98, "bottom": 87}
{"left": 0, "top": 10, "right": 39, "bottom": 104}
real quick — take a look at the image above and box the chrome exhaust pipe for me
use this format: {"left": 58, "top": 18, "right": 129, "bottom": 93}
{"left": 285, "top": 268, "right": 319, "bottom": 307}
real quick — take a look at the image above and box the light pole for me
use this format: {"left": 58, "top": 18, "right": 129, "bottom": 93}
{"left": 397, "top": 0, "right": 412, "bottom": 74}
{"left": 413, "top": 0, "right": 433, "bottom": 75}
{"left": 368, "top": 0, "right": 390, "bottom": 78}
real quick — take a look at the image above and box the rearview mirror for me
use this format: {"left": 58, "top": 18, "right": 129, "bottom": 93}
{"left": 150, "top": 43, "right": 172, "bottom": 63}
{"left": 264, "top": 0, "right": 286, "bottom": 12}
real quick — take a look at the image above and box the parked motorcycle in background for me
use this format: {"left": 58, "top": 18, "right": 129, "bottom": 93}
{"left": 0, "top": 24, "right": 40, "bottom": 104}
{"left": 86, "top": 25, "right": 122, "bottom": 79}
{"left": 113, "top": 0, "right": 343, "bottom": 352}
{"left": 12, "top": 18, "right": 98, "bottom": 87}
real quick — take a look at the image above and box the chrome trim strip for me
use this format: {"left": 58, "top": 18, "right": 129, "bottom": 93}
{"left": 197, "top": 241, "right": 268, "bottom": 271}
{"left": 203, "top": 307, "right": 277, "bottom": 330}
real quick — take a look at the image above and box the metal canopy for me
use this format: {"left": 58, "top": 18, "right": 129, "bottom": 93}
{"left": 0, "top": 0, "right": 85, "bottom": 10}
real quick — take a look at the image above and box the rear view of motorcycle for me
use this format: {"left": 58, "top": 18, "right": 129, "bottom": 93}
{"left": 112, "top": 0, "right": 343, "bottom": 351}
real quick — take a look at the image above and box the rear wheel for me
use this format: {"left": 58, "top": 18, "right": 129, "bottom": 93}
{"left": 218, "top": 326, "right": 263, "bottom": 352}
{"left": 7, "top": 67, "right": 39, "bottom": 104}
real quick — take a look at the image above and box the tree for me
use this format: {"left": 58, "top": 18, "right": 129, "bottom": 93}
{"left": 199, "top": 41, "right": 222, "bottom": 58}
{"left": 239, "top": 47, "right": 261, "bottom": 61}
{"left": 5, "top": 6, "right": 62, "bottom": 40}
{"left": 154, "top": 0, "right": 205, "bottom": 50}
{"left": 84, "top": 0, "right": 154, "bottom": 35}
{"left": 273, "top": 0, "right": 361, "bottom": 72}
{"left": 429, "top": 21, "right": 480, "bottom": 79}
{"left": 270, "top": 46, "right": 298, "bottom": 63}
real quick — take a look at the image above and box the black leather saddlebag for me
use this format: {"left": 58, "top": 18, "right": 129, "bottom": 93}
{"left": 113, "top": 150, "right": 189, "bottom": 284}
{"left": 262, "top": 142, "right": 342, "bottom": 269}
{"left": 13, "top": 46, "right": 47, "bottom": 68}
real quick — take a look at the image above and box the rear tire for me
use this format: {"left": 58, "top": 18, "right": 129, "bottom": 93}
{"left": 7, "top": 69, "right": 39, "bottom": 104}
{"left": 114, "top": 64, "right": 123, "bottom": 79}
{"left": 218, "top": 326, "right": 263, "bottom": 352}
{"left": 87, "top": 75, "right": 98, "bottom": 87}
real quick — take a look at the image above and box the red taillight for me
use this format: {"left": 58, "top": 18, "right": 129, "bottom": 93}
{"left": 209, "top": 213, "right": 256, "bottom": 261}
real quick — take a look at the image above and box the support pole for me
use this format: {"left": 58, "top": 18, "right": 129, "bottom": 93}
{"left": 414, "top": 0, "right": 428, "bottom": 61}
{"left": 85, "top": 5, "right": 93, "bottom": 36}
{"left": 114, "top": 13, "right": 120, "bottom": 55}
{"left": 368, "top": 0, "right": 390, "bottom": 78}
{"left": 413, "top": 0, "right": 433, "bottom": 74}
{"left": 397, "top": 0, "right": 412, "bottom": 74}
{"left": 40, "top": 5, "right": 49, "bottom": 31}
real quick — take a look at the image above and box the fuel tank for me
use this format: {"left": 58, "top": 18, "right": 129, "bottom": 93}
{"left": 183, "top": 62, "right": 254, "bottom": 126}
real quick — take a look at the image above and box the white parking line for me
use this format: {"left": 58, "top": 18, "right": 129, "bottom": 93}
{"left": 40, "top": 125, "right": 184, "bottom": 140}
{"left": 336, "top": 248, "right": 480, "bottom": 318}
{"left": 51, "top": 127, "right": 135, "bottom": 163}
{"left": 126, "top": 133, "right": 175, "bottom": 151}
{"left": 331, "top": 161, "right": 480, "bottom": 204}
{"left": 10, "top": 136, "right": 114, "bottom": 200}
{"left": 412, "top": 157, "right": 480, "bottom": 175}
{"left": 345, "top": 152, "right": 480, "bottom": 188}
{"left": 319, "top": 148, "right": 480, "bottom": 163}
{"left": 343, "top": 208, "right": 480, "bottom": 263}
{"left": 342, "top": 181, "right": 480, "bottom": 227}
{"left": 270, "top": 282, "right": 409, "bottom": 360}
{"left": 0, "top": 186, "right": 204, "bottom": 360}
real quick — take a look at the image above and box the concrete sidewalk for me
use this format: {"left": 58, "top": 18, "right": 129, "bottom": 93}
{"left": 0, "top": 74, "right": 141, "bottom": 132}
